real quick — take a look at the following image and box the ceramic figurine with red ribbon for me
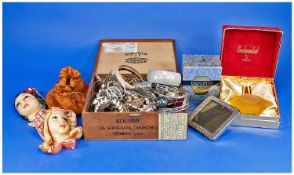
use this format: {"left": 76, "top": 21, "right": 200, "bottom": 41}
{"left": 35, "top": 107, "right": 83, "bottom": 154}
{"left": 14, "top": 88, "right": 48, "bottom": 127}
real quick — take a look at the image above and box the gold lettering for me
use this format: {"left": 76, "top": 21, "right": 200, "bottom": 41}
{"left": 237, "top": 45, "right": 259, "bottom": 54}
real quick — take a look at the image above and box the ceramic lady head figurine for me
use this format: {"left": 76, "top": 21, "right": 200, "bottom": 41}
{"left": 15, "top": 88, "right": 47, "bottom": 126}
{"left": 37, "top": 107, "right": 82, "bottom": 154}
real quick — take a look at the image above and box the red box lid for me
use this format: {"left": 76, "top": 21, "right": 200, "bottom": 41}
{"left": 221, "top": 25, "right": 282, "bottom": 78}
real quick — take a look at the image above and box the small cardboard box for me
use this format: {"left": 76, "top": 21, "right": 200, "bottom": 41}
{"left": 182, "top": 55, "right": 222, "bottom": 113}
{"left": 220, "top": 25, "right": 282, "bottom": 129}
{"left": 82, "top": 39, "right": 188, "bottom": 140}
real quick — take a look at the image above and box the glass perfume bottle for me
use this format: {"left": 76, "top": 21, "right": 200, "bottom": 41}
{"left": 229, "top": 85, "right": 273, "bottom": 116}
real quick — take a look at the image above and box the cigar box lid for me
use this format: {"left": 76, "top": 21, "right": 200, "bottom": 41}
{"left": 221, "top": 25, "right": 283, "bottom": 78}
{"left": 95, "top": 39, "right": 178, "bottom": 75}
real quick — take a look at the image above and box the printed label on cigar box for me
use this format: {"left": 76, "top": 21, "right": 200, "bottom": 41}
{"left": 84, "top": 114, "right": 159, "bottom": 139}
{"left": 124, "top": 52, "right": 149, "bottom": 64}
{"left": 103, "top": 42, "right": 138, "bottom": 53}
{"left": 159, "top": 113, "right": 187, "bottom": 140}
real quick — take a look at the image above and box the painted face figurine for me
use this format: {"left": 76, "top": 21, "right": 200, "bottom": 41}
{"left": 35, "top": 107, "right": 83, "bottom": 154}
{"left": 15, "top": 88, "right": 48, "bottom": 127}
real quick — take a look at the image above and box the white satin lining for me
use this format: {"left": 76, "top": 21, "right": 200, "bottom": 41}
{"left": 220, "top": 76, "right": 279, "bottom": 118}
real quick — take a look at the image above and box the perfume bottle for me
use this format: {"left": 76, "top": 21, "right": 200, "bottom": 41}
{"left": 229, "top": 85, "right": 273, "bottom": 116}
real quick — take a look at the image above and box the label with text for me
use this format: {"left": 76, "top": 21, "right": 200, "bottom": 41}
{"left": 159, "top": 112, "right": 187, "bottom": 140}
{"left": 103, "top": 42, "right": 138, "bottom": 53}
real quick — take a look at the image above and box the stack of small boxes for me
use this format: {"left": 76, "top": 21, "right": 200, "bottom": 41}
{"left": 182, "top": 55, "right": 222, "bottom": 114}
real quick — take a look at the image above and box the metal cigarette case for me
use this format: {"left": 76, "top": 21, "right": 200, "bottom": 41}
{"left": 188, "top": 96, "right": 240, "bottom": 141}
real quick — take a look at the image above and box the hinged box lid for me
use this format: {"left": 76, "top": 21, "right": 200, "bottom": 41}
{"left": 95, "top": 39, "right": 178, "bottom": 75}
{"left": 221, "top": 25, "right": 282, "bottom": 78}
{"left": 182, "top": 55, "right": 222, "bottom": 81}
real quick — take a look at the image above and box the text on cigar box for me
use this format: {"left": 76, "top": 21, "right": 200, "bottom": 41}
{"left": 98, "top": 125, "right": 157, "bottom": 136}
{"left": 124, "top": 52, "right": 149, "bottom": 64}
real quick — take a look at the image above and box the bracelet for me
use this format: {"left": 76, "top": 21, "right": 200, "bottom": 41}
{"left": 105, "top": 81, "right": 125, "bottom": 100}
{"left": 147, "top": 69, "right": 181, "bottom": 87}
{"left": 155, "top": 89, "right": 189, "bottom": 111}
{"left": 92, "top": 96, "right": 128, "bottom": 112}
{"left": 113, "top": 65, "right": 144, "bottom": 90}
{"left": 89, "top": 65, "right": 187, "bottom": 113}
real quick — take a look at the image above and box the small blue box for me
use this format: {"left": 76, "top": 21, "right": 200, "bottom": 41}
{"left": 182, "top": 55, "right": 222, "bottom": 113}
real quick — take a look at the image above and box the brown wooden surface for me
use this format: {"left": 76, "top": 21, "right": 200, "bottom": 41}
{"left": 96, "top": 39, "right": 178, "bottom": 74}
{"left": 83, "top": 112, "right": 159, "bottom": 140}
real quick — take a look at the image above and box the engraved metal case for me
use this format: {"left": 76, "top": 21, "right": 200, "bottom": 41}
{"left": 188, "top": 96, "right": 240, "bottom": 141}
